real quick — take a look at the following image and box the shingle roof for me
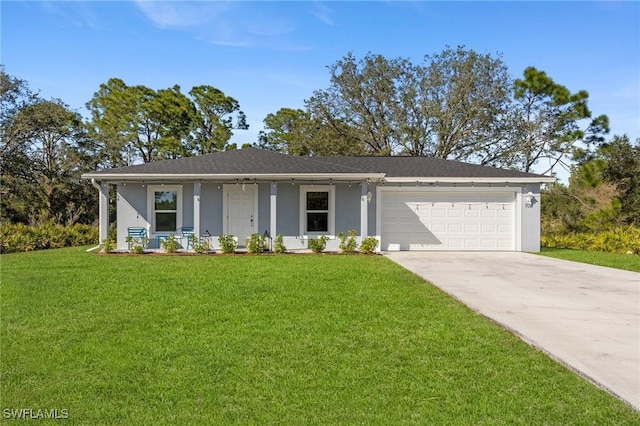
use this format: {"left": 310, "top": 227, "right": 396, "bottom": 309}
{"left": 315, "top": 155, "right": 541, "bottom": 178}
{"left": 84, "top": 147, "right": 551, "bottom": 181}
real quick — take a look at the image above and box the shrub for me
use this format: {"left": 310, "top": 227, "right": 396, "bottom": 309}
{"left": 126, "top": 235, "right": 149, "bottom": 254}
{"left": 308, "top": 235, "right": 329, "bottom": 253}
{"left": 541, "top": 227, "right": 640, "bottom": 255}
{"left": 218, "top": 235, "right": 237, "bottom": 254}
{"left": 189, "top": 234, "right": 210, "bottom": 254}
{"left": 359, "top": 236, "right": 379, "bottom": 254}
{"left": 338, "top": 229, "right": 358, "bottom": 254}
{"left": 0, "top": 223, "right": 99, "bottom": 254}
{"left": 274, "top": 234, "right": 287, "bottom": 254}
{"left": 101, "top": 238, "right": 115, "bottom": 254}
{"left": 160, "top": 234, "right": 179, "bottom": 253}
{"left": 245, "top": 233, "right": 266, "bottom": 254}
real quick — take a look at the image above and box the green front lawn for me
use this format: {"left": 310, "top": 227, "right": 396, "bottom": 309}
{"left": 540, "top": 247, "right": 640, "bottom": 272}
{"left": 2, "top": 248, "right": 638, "bottom": 424}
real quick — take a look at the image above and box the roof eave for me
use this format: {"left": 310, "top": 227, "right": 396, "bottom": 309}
{"left": 81, "top": 172, "right": 386, "bottom": 181}
{"left": 383, "top": 176, "right": 557, "bottom": 184}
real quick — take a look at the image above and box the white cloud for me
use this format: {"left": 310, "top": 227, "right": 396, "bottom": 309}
{"left": 134, "top": 1, "right": 312, "bottom": 51}
{"left": 133, "top": 1, "right": 230, "bottom": 29}
{"left": 309, "top": 2, "right": 334, "bottom": 26}
{"left": 40, "top": 1, "right": 101, "bottom": 30}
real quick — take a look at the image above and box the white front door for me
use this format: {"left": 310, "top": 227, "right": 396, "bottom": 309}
{"left": 225, "top": 186, "right": 257, "bottom": 246}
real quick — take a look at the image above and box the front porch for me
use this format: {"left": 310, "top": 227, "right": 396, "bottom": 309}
{"left": 97, "top": 179, "right": 377, "bottom": 253}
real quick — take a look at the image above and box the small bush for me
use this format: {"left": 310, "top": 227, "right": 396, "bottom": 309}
{"left": 245, "top": 233, "right": 266, "bottom": 254}
{"left": 274, "top": 234, "right": 287, "bottom": 254}
{"left": 160, "top": 234, "right": 178, "bottom": 253}
{"left": 218, "top": 235, "right": 237, "bottom": 254}
{"left": 126, "top": 235, "right": 149, "bottom": 253}
{"left": 101, "top": 238, "right": 115, "bottom": 254}
{"left": 359, "top": 236, "right": 379, "bottom": 254}
{"left": 308, "top": 235, "right": 329, "bottom": 253}
{"left": 189, "top": 234, "right": 210, "bottom": 254}
{"left": 338, "top": 229, "right": 358, "bottom": 254}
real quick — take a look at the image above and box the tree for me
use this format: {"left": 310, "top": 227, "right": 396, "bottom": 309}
{"left": 306, "top": 52, "right": 409, "bottom": 155}
{"left": 258, "top": 108, "right": 310, "bottom": 154}
{"left": 0, "top": 66, "right": 38, "bottom": 157}
{"left": 511, "top": 66, "right": 609, "bottom": 173}
{"left": 601, "top": 135, "right": 640, "bottom": 225}
{"left": 301, "top": 47, "right": 514, "bottom": 160}
{"left": 87, "top": 79, "right": 196, "bottom": 165}
{"left": 257, "top": 107, "right": 363, "bottom": 156}
{"left": 1, "top": 98, "right": 96, "bottom": 224}
{"left": 189, "top": 85, "right": 248, "bottom": 154}
{"left": 419, "top": 46, "right": 513, "bottom": 163}
{"left": 85, "top": 78, "right": 139, "bottom": 168}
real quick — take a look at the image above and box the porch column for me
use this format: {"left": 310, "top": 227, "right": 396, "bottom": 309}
{"left": 360, "top": 180, "right": 368, "bottom": 239}
{"left": 270, "top": 182, "right": 277, "bottom": 238}
{"left": 193, "top": 182, "right": 201, "bottom": 239}
{"left": 99, "top": 181, "right": 109, "bottom": 242}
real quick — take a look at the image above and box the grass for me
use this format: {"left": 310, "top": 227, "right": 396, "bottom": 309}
{"left": 540, "top": 247, "right": 640, "bottom": 272}
{"left": 2, "top": 247, "right": 639, "bottom": 424}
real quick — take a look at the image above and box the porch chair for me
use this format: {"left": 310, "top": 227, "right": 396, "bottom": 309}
{"left": 178, "top": 227, "right": 195, "bottom": 250}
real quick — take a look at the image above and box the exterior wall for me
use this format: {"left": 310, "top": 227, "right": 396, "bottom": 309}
{"left": 274, "top": 183, "right": 304, "bottom": 249}
{"left": 367, "top": 183, "right": 378, "bottom": 238}
{"left": 116, "top": 184, "right": 148, "bottom": 249}
{"left": 113, "top": 180, "right": 543, "bottom": 252}
{"left": 200, "top": 183, "right": 223, "bottom": 236}
{"left": 335, "top": 184, "right": 361, "bottom": 233}
{"left": 257, "top": 183, "right": 270, "bottom": 236}
{"left": 116, "top": 183, "right": 193, "bottom": 250}
{"left": 521, "top": 183, "right": 542, "bottom": 252}
{"left": 182, "top": 184, "right": 194, "bottom": 229}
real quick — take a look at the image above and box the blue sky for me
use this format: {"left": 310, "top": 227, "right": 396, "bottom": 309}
{"left": 2, "top": 1, "right": 639, "bottom": 170}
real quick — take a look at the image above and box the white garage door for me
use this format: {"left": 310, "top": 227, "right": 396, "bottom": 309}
{"left": 380, "top": 191, "right": 515, "bottom": 251}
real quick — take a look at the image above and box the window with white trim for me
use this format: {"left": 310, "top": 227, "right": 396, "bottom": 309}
{"left": 300, "top": 185, "right": 335, "bottom": 235}
{"left": 147, "top": 185, "right": 182, "bottom": 233}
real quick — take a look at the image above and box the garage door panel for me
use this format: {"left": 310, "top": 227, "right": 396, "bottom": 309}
{"left": 381, "top": 191, "right": 515, "bottom": 251}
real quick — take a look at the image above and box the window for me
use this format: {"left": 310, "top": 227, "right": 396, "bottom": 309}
{"left": 300, "top": 185, "right": 335, "bottom": 235}
{"left": 147, "top": 185, "right": 182, "bottom": 233}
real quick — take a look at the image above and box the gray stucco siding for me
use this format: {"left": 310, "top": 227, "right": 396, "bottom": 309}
{"left": 111, "top": 179, "right": 542, "bottom": 252}
{"left": 182, "top": 184, "right": 194, "bottom": 228}
{"left": 521, "top": 184, "right": 542, "bottom": 252}
{"left": 116, "top": 184, "right": 148, "bottom": 249}
{"left": 200, "top": 183, "right": 223, "bottom": 236}
{"left": 367, "top": 183, "right": 378, "bottom": 236}
{"left": 257, "top": 183, "right": 270, "bottom": 236}
{"left": 275, "top": 183, "right": 299, "bottom": 237}
{"left": 334, "top": 184, "right": 361, "bottom": 234}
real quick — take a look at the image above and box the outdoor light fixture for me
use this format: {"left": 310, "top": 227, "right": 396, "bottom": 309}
{"left": 367, "top": 191, "right": 373, "bottom": 204}
{"left": 263, "top": 229, "right": 272, "bottom": 252}
{"left": 525, "top": 191, "right": 535, "bottom": 208}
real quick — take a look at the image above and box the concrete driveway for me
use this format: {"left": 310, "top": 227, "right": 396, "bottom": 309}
{"left": 385, "top": 251, "right": 640, "bottom": 410}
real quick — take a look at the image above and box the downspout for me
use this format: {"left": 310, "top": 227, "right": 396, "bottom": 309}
{"left": 86, "top": 178, "right": 102, "bottom": 252}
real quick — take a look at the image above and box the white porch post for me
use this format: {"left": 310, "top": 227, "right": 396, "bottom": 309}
{"left": 360, "top": 180, "right": 368, "bottom": 239}
{"left": 99, "top": 181, "right": 109, "bottom": 242}
{"left": 193, "top": 182, "right": 201, "bottom": 239}
{"left": 270, "top": 182, "right": 277, "bottom": 238}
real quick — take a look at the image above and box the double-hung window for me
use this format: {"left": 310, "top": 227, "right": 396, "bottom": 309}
{"left": 300, "top": 185, "right": 335, "bottom": 235}
{"left": 147, "top": 185, "right": 182, "bottom": 233}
